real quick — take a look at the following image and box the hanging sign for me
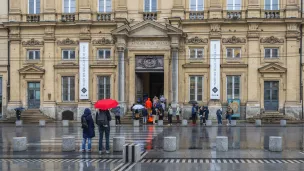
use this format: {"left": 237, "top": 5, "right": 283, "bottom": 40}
{"left": 210, "top": 40, "right": 221, "bottom": 99}
{"left": 79, "top": 42, "right": 89, "bottom": 99}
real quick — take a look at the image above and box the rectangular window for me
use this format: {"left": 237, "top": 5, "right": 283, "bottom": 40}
{"left": 144, "top": 0, "right": 157, "bottom": 12}
{"left": 62, "top": 50, "right": 76, "bottom": 60}
{"left": 28, "top": 0, "right": 40, "bottom": 14}
{"left": 62, "top": 76, "right": 75, "bottom": 101}
{"left": 264, "top": 48, "right": 279, "bottom": 58}
{"left": 190, "top": 0, "right": 204, "bottom": 11}
{"left": 226, "top": 48, "right": 241, "bottom": 58}
{"left": 98, "top": 76, "right": 111, "bottom": 99}
{"left": 98, "top": 0, "right": 112, "bottom": 12}
{"left": 227, "top": 76, "right": 240, "bottom": 99}
{"left": 97, "top": 49, "right": 111, "bottom": 59}
{"left": 265, "top": 0, "right": 279, "bottom": 10}
{"left": 63, "top": 0, "right": 76, "bottom": 13}
{"left": 189, "top": 76, "right": 203, "bottom": 101}
{"left": 227, "top": 0, "right": 241, "bottom": 10}
{"left": 27, "top": 50, "right": 40, "bottom": 60}
{"left": 189, "top": 48, "right": 204, "bottom": 58}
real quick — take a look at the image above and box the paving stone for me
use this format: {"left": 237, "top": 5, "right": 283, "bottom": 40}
{"left": 269, "top": 136, "right": 282, "bottom": 152}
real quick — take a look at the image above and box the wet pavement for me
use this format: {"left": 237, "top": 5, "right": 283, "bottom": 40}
{"left": 0, "top": 123, "right": 303, "bottom": 170}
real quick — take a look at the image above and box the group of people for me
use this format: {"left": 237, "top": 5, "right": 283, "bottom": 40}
{"left": 191, "top": 104, "right": 234, "bottom": 126}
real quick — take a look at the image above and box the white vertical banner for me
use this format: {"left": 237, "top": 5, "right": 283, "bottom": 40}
{"left": 79, "top": 42, "right": 89, "bottom": 99}
{"left": 210, "top": 40, "right": 221, "bottom": 99}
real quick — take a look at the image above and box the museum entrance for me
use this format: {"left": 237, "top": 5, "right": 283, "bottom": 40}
{"left": 135, "top": 72, "right": 164, "bottom": 103}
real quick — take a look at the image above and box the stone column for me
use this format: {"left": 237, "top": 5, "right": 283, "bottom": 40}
{"left": 246, "top": 25, "right": 261, "bottom": 119}
{"left": 285, "top": 25, "right": 301, "bottom": 119}
{"left": 79, "top": 0, "right": 91, "bottom": 20}
{"left": 117, "top": 46, "right": 127, "bottom": 114}
{"left": 7, "top": 27, "right": 21, "bottom": 117}
{"left": 171, "top": 47, "right": 179, "bottom": 105}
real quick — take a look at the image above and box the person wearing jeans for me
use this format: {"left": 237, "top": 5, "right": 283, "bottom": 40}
{"left": 142, "top": 107, "right": 148, "bottom": 124}
{"left": 226, "top": 106, "right": 233, "bottom": 126}
{"left": 216, "top": 108, "right": 223, "bottom": 125}
{"left": 96, "top": 109, "right": 111, "bottom": 154}
{"left": 167, "top": 104, "right": 173, "bottom": 126}
{"left": 81, "top": 108, "right": 95, "bottom": 152}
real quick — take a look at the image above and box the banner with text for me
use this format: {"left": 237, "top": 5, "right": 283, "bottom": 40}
{"left": 210, "top": 40, "right": 220, "bottom": 99}
{"left": 79, "top": 42, "right": 89, "bottom": 99}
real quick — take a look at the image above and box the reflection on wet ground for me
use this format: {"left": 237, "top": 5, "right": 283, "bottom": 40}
{"left": 0, "top": 123, "right": 304, "bottom": 171}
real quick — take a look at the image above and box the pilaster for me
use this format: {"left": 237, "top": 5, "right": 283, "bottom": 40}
{"left": 9, "top": 0, "right": 21, "bottom": 21}
{"left": 247, "top": 0, "right": 261, "bottom": 18}
{"left": 172, "top": 0, "right": 184, "bottom": 19}
{"left": 209, "top": 0, "right": 222, "bottom": 19}
{"left": 246, "top": 23, "right": 261, "bottom": 118}
{"left": 44, "top": 0, "right": 56, "bottom": 21}
{"left": 171, "top": 46, "right": 179, "bottom": 105}
{"left": 116, "top": 0, "right": 128, "bottom": 18}
{"left": 285, "top": 0, "right": 299, "bottom": 18}
{"left": 79, "top": 0, "right": 91, "bottom": 20}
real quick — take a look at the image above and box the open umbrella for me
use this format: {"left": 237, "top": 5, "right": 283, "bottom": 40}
{"left": 94, "top": 99, "right": 118, "bottom": 110}
{"left": 132, "top": 104, "right": 145, "bottom": 110}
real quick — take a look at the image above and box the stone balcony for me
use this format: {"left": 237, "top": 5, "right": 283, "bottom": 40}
{"left": 143, "top": 12, "right": 157, "bottom": 20}
{"left": 264, "top": 11, "right": 280, "bottom": 19}
{"left": 188, "top": 11, "right": 204, "bottom": 20}
{"left": 226, "top": 11, "right": 241, "bottom": 19}
{"left": 61, "top": 13, "right": 76, "bottom": 22}
{"left": 97, "top": 13, "right": 112, "bottom": 21}
{"left": 26, "top": 14, "right": 40, "bottom": 22}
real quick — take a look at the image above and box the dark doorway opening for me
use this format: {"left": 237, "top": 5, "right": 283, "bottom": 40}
{"left": 135, "top": 72, "right": 164, "bottom": 102}
{"left": 62, "top": 110, "right": 74, "bottom": 120}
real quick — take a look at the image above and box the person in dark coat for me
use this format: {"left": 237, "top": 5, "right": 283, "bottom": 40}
{"left": 203, "top": 106, "right": 209, "bottom": 121}
{"left": 81, "top": 108, "right": 95, "bottom": 152}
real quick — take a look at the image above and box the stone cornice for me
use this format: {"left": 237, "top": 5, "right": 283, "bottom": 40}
{"left": 182, "top": 63, "right": 209, "bottom": 68}
{"left": 220, "top": 64, "right": 248, "bottom": 68}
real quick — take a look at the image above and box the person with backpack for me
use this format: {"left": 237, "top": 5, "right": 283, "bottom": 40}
{"left": 191, "top": 104, "right": 198, "bottom": 125}
{"left": 216, "top": 108, "right": 223, "bottom": 125}
{"left": 114, "top": 106, "right": 121, "bottom": 126}
{"left": 167, "top": 104, "right": 173, "bottom": 126}
{"left": 96, "top": 109, "right": 112, "bottom": 154}
{"left": 81, "top": 108, "right": 95, "bottom": 152}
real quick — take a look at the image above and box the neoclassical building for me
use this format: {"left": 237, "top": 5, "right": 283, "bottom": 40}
{"left": 3, "top": 0, "right": 304, "bottom": 120}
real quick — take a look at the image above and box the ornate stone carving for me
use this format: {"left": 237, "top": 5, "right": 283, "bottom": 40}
{"left": 222, "top": 36, "right": 246, "bottom": 44}
{"left": 80, "top": 25, "right": 90, "bottom": 33}
{"left": 210, "top": 24, "right": 221, "bottom": 32}
{"left": 92, "top": 38, "right": 115, "bottom": 45}
{"left": 187, "top": 36, "right": 208, "bottom": 44}
{"left": 260, "top": 36, "right": 284, "bottom": 44}
{"left": 136, "top": 56, "right": 164, "bottom": 71}
{"left": 116, "top": 47, "right": 125, "bottom": 52}
{"left": 249, "top": 23, "right": 259, "bottom": 31}
{"left": 22, "top": 38, "right": 44, "bottom": 46}
{"left": 57, "top": 38, "right": 79, "bottom": 45}
{"left": 287, "top": 24, "right": 298, "bottom": 31}
{"left": 137, "top": 57, "right": 163, "bottom": 68}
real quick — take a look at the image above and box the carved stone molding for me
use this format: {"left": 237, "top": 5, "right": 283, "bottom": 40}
{"left": 247, "top": 32, "right": 259, "bottom": 39}
{"left": 22, "top": 38, "right": 44, "bottom": 46}
{"left": 287, "top": 23, "right": 299, "bottom": 31}
{"left": 92, "top": 38, "right": 115, "bottom": 45}
{"left": 210, "top": 24, "right": 221, "bottom": 32}
{"left": 222, "top": 36, "right": 246, "bottom": 44}
{"left": 136, "top": 56, "right": 164, "bottom": 70}
{"left": 248, "top": 23, "right": 259, "bottom": 31}
{"left": 57, "top": 38, "right": 79, "bottom": 45}
{"left": 186, "top": 36, "right": 208, "bottom": 44}
{"left": 116, "top": 47, "right": 125, "bottom": 52}
{"left": 286, "top": 31, "right": 300, "bottom": 38}
{"left": 9, "top": 27, "right": 20, "bottom": 40}
{"left": 260, "top": 36, "right": 284, "bottom": 44}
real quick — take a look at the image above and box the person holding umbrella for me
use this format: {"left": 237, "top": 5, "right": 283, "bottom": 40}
{"left": 94, "top": 99, "right": 117, "bottom": 154}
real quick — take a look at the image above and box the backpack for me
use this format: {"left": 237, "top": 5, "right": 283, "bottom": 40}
{"left": 97, "top": 111, "right": 108, "bottom": 126}
{"left": 81, "top": 116, "right": 88, "bottom": 129}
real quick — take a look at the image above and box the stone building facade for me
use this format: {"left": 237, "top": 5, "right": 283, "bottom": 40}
{"left": 0, "top": 0, "right": 8, "bottom": 119}
{"left": 3, "top": 0, "right": 304, "bottom": 120}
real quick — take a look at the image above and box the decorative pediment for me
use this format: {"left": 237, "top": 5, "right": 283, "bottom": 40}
{"left": 92, "top": 37, "right": 115, "bottom": 45}
{"left": 22, "top": 38, "right": 44, "bottom": 46}
{"left": 258, "top": 63, "right": 286, "bottom": 73}
{"left": 186, "top": 36, "right": 208, "bottom": 44}
{"left": 57, "top": 38, "right": 79, "bottom": 46}
{"left": 260, "top": 36, "right": 284, "bottom": 44}
{"left": 112, "top": 20, "right": 184, "bottom": 38}
{"left": 222, "top": 36, "right": 246, "bottom": 44}
{"left": 19, "top": 65, "right": 45, "bottom": 74}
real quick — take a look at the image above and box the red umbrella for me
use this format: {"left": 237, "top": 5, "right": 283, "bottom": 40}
{"left": 94, "top": 99, "right": 118, "bottom": 110}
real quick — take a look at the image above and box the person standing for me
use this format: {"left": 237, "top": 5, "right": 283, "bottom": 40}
{"left": 81, "top": 108, "right": 95, "bottom": 152}
{"left": 216, "top": 108, "right": 223, "bottom": 125}
{"left": 142, "top": 107, "right": 148, "bottom": 124}
{"left": 167, "top": 104, "right": 173, "bottom": 126}
{"left": 145, "top": 98, "right": 152, "bottom": 115}
{"left": 226, "top": 106, "right": 234, "bottom": 126}
{"left": 191, "top": 104, "right": 197, "bottom": 125}
{"left": 96, "top": 109, "right": 111, "bottom": 154}
{"left": 203, "top": 106, "right": 209, "bottom": 121}
{"left": 131, "top": 104, "right": 135, "bottom": 119}
{"left": 176, "top": 104, "right": 181, "bottom": 123}
{"left": 114, "top": 106, "right": 121, "bottom": 126}
{"left": 199, "top": 106, "right": 205, "bottom": 125}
